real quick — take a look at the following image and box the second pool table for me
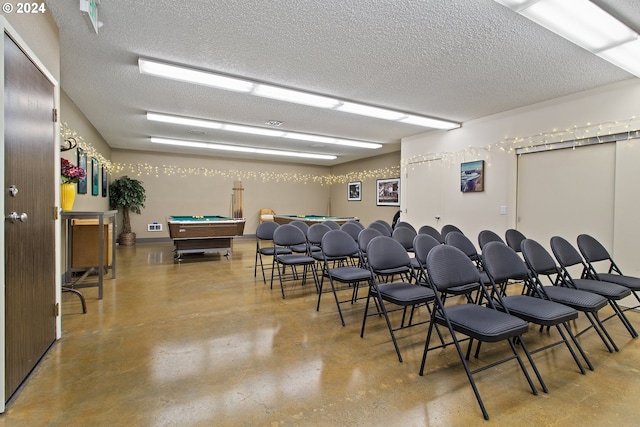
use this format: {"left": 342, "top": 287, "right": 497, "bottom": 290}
{"left": 273, "top": 214, "right": 358, "bottom": 226}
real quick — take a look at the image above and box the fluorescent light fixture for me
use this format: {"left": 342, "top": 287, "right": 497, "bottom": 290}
{"left": 494, "top": 0, "right": 640, "bottom": 77}
{"left": 138, "top": 58, "right": 254, "bottom": 93}
{"left": 336, "top": 102, "right": 407, "bottom": 121}
{"left": 147, "top": 112, "right": 224, "bottom": 130}
{"left": 253, "top": 84, "right": 341, "bottom": 109}
{"left": 597, "top": 39, "right": 640, "bottom": 77}
{"left": 150, "top": 137, "right": 337, "bottom": 160}
{"left": 139, "top": 58, "right": 461, "bottom": 130}
{"left": 399, "top": 114, "right": 462, "bottom": 130}
{"left": 223, "top": 124, "right": 285, "bottom": 137}
{"left": 147, "top": 112, "right": 382, "bottom": 149}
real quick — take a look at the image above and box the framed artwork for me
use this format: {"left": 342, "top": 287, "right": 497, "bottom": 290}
{"left": 102, "top": 166, "right": 108, "bottom": 197}
{"left": 376, "top": 178, "right": 400, "bottom": 206}
{"left": 461, "top": 160, "right": 484, "bottom": 192}
{"left": 91, "top": 157, "right": 99, "bottom": 196}
{"left": 77, "top": 148, "right": 87, "bottom": 194}
{"left": 348, "top": 181, "right": 362, "bottom": 201}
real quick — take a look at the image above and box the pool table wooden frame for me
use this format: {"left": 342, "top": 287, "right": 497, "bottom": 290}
{"left": 167, "top": 216, "right": 245, "bottom": 261}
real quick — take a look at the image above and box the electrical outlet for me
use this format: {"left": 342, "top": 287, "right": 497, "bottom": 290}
{"left": 148, "top": 223, "right": 162, "bottom": 232}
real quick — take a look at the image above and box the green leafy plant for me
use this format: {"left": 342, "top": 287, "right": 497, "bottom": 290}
{"left": 109, "top": 175, "right": 146, "bottom": 234}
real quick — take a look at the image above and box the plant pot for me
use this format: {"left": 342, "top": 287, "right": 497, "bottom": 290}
{"left": 60, "top": 183, "right": 76, "bottom": 211}
{"left": 119, "top": 232, "right": 136, "bottom": 246}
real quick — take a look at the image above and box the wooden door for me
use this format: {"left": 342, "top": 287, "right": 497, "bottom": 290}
{"left": 4, "top": 32, "right": 56, "bottom": 401}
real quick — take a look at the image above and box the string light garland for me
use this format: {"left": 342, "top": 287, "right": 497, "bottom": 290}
{"left": 110, "top": 162, "right": 401, "bottom": 185}
{"left": 60, "top": 122, "right": 113, "bottom": 171}
{"left": 401, "top": 116, "right": 640, "bottom": 170}
{"left": 63, "top": 117, "right": 638, "bottom": 185}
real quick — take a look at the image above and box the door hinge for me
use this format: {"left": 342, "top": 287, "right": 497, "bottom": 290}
{"left": 55, "top": 302, "right": 60, "bottom": 317}
{"left": 53, "top": 108, "right": 58, "bottom": 122}
{"left": 54, "top": 207, "right": 59, "bottom": 220}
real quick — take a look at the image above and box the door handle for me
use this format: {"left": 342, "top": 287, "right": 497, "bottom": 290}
{"left": 5, "top": 212, "right": 28, "bottom": 223}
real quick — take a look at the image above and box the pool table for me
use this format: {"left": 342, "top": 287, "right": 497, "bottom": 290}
{"left": 167, "top": 215, "right": 245, "bottom": 260}
{"left": 273, "top": 214, "right": 358, "bottom": 226}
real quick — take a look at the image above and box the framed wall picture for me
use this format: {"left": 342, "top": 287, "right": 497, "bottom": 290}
{"left": 348, "top": 181, "right": 362, "bottom": 201}
{"left": 102, "top": 166, "right": 108, "bottom": 197}
{"left": 91, "top": 157, "right": 99, "bottom": 196}
{"left": 376, "top": 178, "right": 400, "bottom": 206}
{"left": 461, "top": 160, "right": 484, "bottom": 192}
{"left": 77, "top": 148, "right": 87, "bottom": 194}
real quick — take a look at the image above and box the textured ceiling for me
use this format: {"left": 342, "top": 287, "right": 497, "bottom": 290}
{"left": 47, "top": 0, "right": 640, "bottom": 166}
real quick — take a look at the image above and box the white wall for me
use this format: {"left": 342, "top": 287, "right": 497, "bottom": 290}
{"left": 402, "top": 78, "right": 640, "bottom": 266}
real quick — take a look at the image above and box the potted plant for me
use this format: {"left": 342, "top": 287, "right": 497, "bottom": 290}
{"left": 109, "top": 175, "right": 146, "bottom": 245}
{"left": 60, "top": 157, "right": 86, "bottom": 211}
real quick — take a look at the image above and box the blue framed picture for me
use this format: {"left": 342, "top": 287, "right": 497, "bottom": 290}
{"left": 102, "top": 166, "right": 108, "bottom": 197}
{"left": 461, "top": 160, "right": 484, "bottom": 192}
{"left": 77, "top": 148, "right": 87, "bottom": 194}
{"left": 91, "top": 157, "right": 99, "bottom": 196}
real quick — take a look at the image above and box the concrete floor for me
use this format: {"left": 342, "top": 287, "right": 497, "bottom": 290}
{"left": 1, "top": 239, "right": 639, "bottom": 426}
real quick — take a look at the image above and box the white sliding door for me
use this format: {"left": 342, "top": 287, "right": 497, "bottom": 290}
{"left": 613, "top": 137, "right": 640, "bottom": 276}
{"left": 516, "top": 143, "right": 615, "bottom": 251}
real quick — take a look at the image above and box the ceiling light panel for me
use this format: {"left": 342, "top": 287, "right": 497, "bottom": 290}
{"left": 253, "top": 84, "right": 341, "bottom": 108}
{"left": 150, "top": 137, "right": 337, "bottom": 160}
{"left": 520, "top": 0, "right": 637, "bottom": 52}
{"left": 494, "top": 0, "right": 640, "bottom": 78}
{"left": 139, "top": 58, "right": 461, "bottom": 130}
{"left": 336, "top": 102, "right": 407, "bottom": 120}
{"left": 139, "top": 59, "right": 254, "bottom": 92}
{"left": 147, "top": 112, "right": 382, "bottom": 149}
{"left": 597, "top": 39, "right": 640, "bottom": 77}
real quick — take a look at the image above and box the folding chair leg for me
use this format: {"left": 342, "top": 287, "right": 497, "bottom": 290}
{"left": 555, "top": 324, "right": 587, "bottom": 374}
{"left": 585, "top": 312, "right": 619, "bottom": 352}
{"left": 429, "top": 324, "right": 492, "bottom": 420}
{"left": 609, "top": 301, "right": 638, "bottom": 338}
{"left": 361, "top": 291, "right": 404, "bottom": 362}
{"left": 562, "top": 323, "right": 594, "bottom": 371}
{"left": 513, "top": 338, "right": 548, "bottom": 394}
{"left": 277, "top": 264, "right": 286, "bottom": 299}
{"left": 317, "top": 276, "right": 346, "bottom": 326}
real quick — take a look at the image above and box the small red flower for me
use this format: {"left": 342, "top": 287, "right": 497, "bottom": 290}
{"left": 61, "top": 158, "right": 86, "bottom": 184}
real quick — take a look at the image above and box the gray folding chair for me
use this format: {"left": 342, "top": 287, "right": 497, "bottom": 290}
{"left": 521, "top": 238, "right": 617, "bottom": 355}
{"left": 478, "top": 229, "right": 504, "bottom": 250}
{"left": 551, "top": 236, "right": 637, "bottom": 340}
{"left": 440, "top": 224, "right": 463, "bottom": 239}
{"left": 357, "top": 227, "right": 382, "bottom": 269}
{"left": 420, "top": 244, "right": 540, "bottom": 421}
{"left": 392, "top": 226, "right": 416, "bottom": 253}
{"left": 317, "top": 230, "right": 373, "bottom": 326}
{"left": 271, "top": 224, "right": 319, "bottom": 299}
{"left": 361, "top": 236, "right": 435, "bottom": 362}
{"left": 505, "top": 228, "right": 527, "bottom": 253}
{"left": 254, "top": 222, "right": 291, "bottom": 284}
{"left": 482, "top": 242, "right": 590, "bottom": 378}
{"left": 368, "top": 221, "right": 391, "bottom": 237}
{"left": 577, "top": 233, "right": 640, "bottom": 310}
{"left": 418, "top": 225, "right": 444, "bottom": 244}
